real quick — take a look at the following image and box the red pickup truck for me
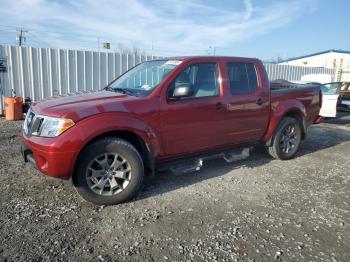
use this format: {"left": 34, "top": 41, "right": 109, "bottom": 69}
{"left": 22, "top": 56, "right": 322, "bottom": 205}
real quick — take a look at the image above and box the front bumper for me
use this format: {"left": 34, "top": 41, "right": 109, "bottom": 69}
{"left": 21, "top": 143, "right": 37, "bottom": 168}
{"left": 21, "top": 132, "right": 79, "bottom": 179}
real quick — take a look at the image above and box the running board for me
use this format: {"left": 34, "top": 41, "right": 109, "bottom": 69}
{"left": 223, "top": 147, "right": 250, "bottom": 162}
{"left": 158, "top": 147, "right": 251, "bottom": 176}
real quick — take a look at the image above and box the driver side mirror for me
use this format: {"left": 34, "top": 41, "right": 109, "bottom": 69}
{"left": 170, "top": 84, "right": 193, "bottom": 100}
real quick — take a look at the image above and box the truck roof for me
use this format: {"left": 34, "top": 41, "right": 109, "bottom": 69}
{"left": 163, "top": 56, "right": 260, "bottom": 63}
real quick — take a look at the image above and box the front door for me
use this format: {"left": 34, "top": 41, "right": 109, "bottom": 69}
{"left": 159, "top": 62, "right": 228, "bottom": 156}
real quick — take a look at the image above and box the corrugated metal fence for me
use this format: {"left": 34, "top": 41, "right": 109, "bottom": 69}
{"left": 0, "top": 45, "right": 335, "bottom": 111}
{"left": 264, "top": 63, "right": 334, "bottom": 81}
{"left": 0, "top": 45, "right": 162, "bottom": 111}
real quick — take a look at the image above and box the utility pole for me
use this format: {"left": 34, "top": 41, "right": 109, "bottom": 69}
{"left": 207, "top": 46, "right": 212, "bottom": 55}
{"left": 16, "top": 28, "right": 28, "bottom": 46}
{"left": 207, "top": 46, "right": 217, "bottom": 56}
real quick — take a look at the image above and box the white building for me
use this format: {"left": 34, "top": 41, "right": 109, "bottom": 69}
{"left": 279, "top": 50, "right": 350, "bottom": 81}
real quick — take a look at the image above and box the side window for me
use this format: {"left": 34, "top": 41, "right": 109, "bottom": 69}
{"left": 227, "top": 62, "right": 258, "bottom": 94}
{"left": 169, "top": 63, "right": 219, "bottom": 98}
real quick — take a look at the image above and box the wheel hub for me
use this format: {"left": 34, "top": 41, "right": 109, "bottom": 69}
{"left": 86, "top": 153, "right": 132, "bottom": 196}
{"left": 105, "top": 169, "right": 114, "bottom": 178}
{"left": 280, "top": 124, "right": 297, "bottom": 154}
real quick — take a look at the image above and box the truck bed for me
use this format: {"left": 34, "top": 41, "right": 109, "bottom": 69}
{"left": 270, "top": 79, "right": 320, "bottom": 91}
{"left": 270, "top": 80, "right": 321, "bottom": 127}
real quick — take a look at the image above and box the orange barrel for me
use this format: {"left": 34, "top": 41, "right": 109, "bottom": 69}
{"left": 4, "top": 96, "right": 23, "bottom": 120}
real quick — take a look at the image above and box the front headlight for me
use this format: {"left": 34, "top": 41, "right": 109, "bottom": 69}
{"left": 35, "top": 116, "right": 75, "bottom": 137}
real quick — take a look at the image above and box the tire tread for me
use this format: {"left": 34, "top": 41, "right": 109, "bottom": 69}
{"left": 73, "top": 137, "right": 144, "bottom": 205}
{"left": 267, "top": 117, "right": 302, "bottom": 160}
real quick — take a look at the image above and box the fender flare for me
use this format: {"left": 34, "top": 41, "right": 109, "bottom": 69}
{"left": 72, "top": 112, "right": 160, "bottom": 172}
{"left": 263, "top": 99, "right": 306, "bottom": 145}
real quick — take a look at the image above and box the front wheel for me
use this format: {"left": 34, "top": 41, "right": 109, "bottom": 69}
{"left": 267, "top": 117, "right": 302, "bottom": 160}
{"left": 73, "top": 137, "right": 144, "bottom": 205}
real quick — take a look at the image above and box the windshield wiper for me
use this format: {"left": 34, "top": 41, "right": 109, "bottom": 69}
{"left": 105, "top": 86, "right": 136, "bottom": 96}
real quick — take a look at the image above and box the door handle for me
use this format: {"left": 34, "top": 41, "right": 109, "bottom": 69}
{"left": 216, "top": 102, "right": 226, "bottom": 110}
{"left": 256, "top": 98, "right": 263, "bottom": 106}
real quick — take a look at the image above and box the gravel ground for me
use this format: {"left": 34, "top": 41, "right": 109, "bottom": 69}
{"left": 0, "top": 113, "right": 349, "bottom": 261}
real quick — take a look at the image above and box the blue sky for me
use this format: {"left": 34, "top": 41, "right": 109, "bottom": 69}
{"left": 0, "top": 0, "right": 349, "bottom": 60}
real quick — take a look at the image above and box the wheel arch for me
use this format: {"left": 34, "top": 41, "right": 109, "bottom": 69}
{"left": 263, "top": 103, "right": 307, "bottom": 146}
{"left": 74, "top": 130, "right": 155, "bottom": 179}
{"left": 283, "top": 109, "right": 306, "bottom": 139}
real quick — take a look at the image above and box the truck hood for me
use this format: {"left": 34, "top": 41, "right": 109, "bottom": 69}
{"left": 31, "top": 90, "right": 137, "bottom": 122}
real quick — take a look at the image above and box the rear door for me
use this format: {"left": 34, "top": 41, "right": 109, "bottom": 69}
{"left": 221, "top": 60, "right": 270, "bottom": 144}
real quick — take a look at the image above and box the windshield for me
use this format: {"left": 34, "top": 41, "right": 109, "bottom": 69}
{"left": 107, "top": 60, "right": 182, "bottom": 96}
{"left": 320, "top": 82, "right": 341, "bottom": 95}
{"left": 320, "top": 84, "right": 336, "bottom": 95}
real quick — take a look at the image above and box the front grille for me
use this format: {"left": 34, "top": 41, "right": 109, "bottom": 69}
{"left": 23, "top": 110, "right": 35, "bottom": 136}
{"left": 23, "top": 110, "right": 44, "bottom": 137}
{"left": 37, "top": 118, "right": 44, "bottom": 132}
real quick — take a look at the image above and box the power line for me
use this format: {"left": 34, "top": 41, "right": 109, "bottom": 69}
{"left": 0, "top": 24, "right": 209, "bottom": 52}
{"left": 0, "top": 29, "right": 15, "bottom": 32}
{"left": 28, "top": 32, "right": 52, "bottom": 48}
{"left": 0, "top": 24, "right": 134, "bottom": 43}
{"left": 0, "top": 25, "right": 17, "bottom": 29}
{"left": 0, "top": 24, "right": 216, "bottom": 56}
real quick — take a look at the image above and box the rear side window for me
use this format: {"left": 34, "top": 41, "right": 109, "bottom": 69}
{"left": 227, "top": 62, "right": 258, "bottom": 94}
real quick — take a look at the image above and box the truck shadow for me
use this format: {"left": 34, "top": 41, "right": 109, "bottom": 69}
{"left": 137, "top": 148, "right": 270, "bottom": 201}
{"left": 137, "top": 125, "right": 350, "bottom": 201}
{"left": 323, "top": 111, "right": 350, "bottom": 126}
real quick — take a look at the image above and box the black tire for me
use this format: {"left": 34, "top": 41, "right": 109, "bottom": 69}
{"left": 267, "top": 117, "right": 302, "bottom": 160}
{"left": 73, "top": 137, "right": 144, "bottom": 205}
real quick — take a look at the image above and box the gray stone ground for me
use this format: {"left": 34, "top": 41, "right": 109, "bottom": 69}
{"left": 0, "top": 113, "right": 349, "bottom": 261}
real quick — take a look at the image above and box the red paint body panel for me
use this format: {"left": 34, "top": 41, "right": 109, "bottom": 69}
{"left": 22, "top": 56, "right": 321, "bottom": 179}
{"left": 262, "top": 87, "right": 321, "bottom": 142}
{"left": 22, "top": 128, "right": 84, "bottom": 177}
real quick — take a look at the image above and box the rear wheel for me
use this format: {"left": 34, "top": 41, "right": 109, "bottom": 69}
{"left": 73, "top": 137, "right": 144, "bottom": 205}
{"left": 267, "top": 117, "right": 302, "bottom": 160}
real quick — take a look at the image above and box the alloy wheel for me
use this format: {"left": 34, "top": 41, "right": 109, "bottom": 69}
{"left": 279, "top": 124, "right": 297, "bottom": 154}
{"left": 86, "top": 153, "right": 131, "bottom": 196}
